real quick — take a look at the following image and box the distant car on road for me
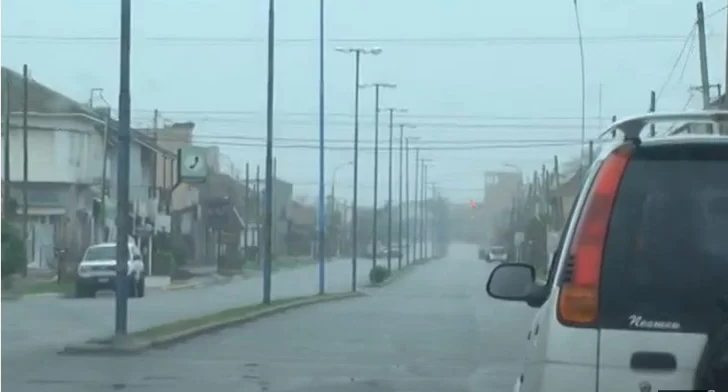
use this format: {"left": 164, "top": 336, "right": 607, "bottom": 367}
{"left": 485, "top": 245, "right": 508, "bottom": 263}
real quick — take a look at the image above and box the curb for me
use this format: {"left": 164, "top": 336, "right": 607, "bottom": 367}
{"left": 370, "top": 257, "right": 435, "bottom": 288}
{"left": 163, "top": 282, "right": 199, "bottom": 291}
{"left": 60, "top": 291, "right": 366, "bottom": 356}
{"left": 2, "top": 291, "right": 65, "bottom": 300}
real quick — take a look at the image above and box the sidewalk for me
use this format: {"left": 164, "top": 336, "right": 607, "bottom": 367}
{"left": 1, "top": 256, "right": 378, "bottom": 357}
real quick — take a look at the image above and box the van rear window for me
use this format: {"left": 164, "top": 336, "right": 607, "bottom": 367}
{"left": 599, "top": 143, "right": 728, "bottom": 333}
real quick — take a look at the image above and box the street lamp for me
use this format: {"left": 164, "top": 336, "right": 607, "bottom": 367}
{"left": 262, "top": 0, "right": 276, "bottom": 304}
{"left": 381, "top": 107, "right": 407, "bottom": 272}
{"left": 335, "top": 47, "right": 382, "bottom": 292}
{"left": 359, "top": 83, "right": 396, "bottom": 267}
{"left": 419, "top": 159, "right": 433, "bottom": 260}
{"left": 404, "top": 135, "right": 420, "bottom": 265}
{"left": 397, "top": 124, "right": 415, "bottom": 269}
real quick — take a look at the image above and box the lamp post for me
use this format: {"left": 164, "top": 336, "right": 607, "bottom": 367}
{"left": 335, "top": 47, "right": 382, "bottom": 291}
{"left": 405, "top": 136, "right": 420, "bottom": 265}
{"left": 397, "top": 124, "right": 415, "bottom": 269}
{"left": 381, "top": 107, "right": 407, "bottom": 272}
{"left": 419, "top": 159, "right": 433, "bottom": 260}
{"left": 359, "top": 83, "right": 395, "bottom": 267}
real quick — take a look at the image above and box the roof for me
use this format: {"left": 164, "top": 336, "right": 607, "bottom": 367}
{"left": 1, "top": 67, "right": 95, "bottom": 116}
{"left": 1, "top": 66, "right": 172, "bottom": 156}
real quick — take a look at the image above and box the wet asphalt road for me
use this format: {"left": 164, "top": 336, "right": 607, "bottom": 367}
{"left": 2, "top": 244, "right": 535, "bottom": 392}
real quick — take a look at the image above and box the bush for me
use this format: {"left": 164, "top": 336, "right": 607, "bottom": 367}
{"left": 369, "top": 265, "right": 390, "bottom": 285}
{"left": 151, "top": 251, "right": 176, "bottom": 276}
{"left": 2, "top": 220, "right": 26, "bottom": 280}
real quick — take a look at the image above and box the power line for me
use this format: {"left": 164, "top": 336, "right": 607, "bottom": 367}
{"left": 185, "top": 140, "right": 584, "bottom": 151}
{"left": 656, "top": 24, "right": 697, "bottom": 103}
{"left": 3, "top": 33, "right": 725, "bottom": 46}
{"left": 152, "top": 134, "right": 590, "bottom": 145}
{"left": 132, "top": 108, "right": 613, "bottom": 121}
{"left": 134, "top": 116, "right": 603, "bottom": 131}
{"left": 655, "top": 5, "right": 725, "bottom": 103}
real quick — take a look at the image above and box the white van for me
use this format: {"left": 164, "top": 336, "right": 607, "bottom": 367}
{"left": 485, "top": 112, "right": 728, "bottom": 392}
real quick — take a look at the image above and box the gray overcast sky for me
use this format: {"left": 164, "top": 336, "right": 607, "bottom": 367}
{"left": 2, "top": 0, "right": 727, "bottom": 204}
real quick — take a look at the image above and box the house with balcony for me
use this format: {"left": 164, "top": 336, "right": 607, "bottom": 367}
{"left": 0, "top": 66, "right": 168, "bottom": 267}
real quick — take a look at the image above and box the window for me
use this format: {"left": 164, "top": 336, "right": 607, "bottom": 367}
{"left": 600, "top": 144, "right": 728, "bottom": 333}
{"left": 83, "top": 246, "right": 116, "bottom": 261}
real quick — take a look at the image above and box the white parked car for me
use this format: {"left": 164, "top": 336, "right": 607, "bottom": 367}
{"left": 76, "top": 241, "right": 146, "bottom": 298}
{"left": 485, "top": 112, "right": 728, "bottom": 392}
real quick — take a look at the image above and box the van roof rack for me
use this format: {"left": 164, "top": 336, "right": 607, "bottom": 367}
{"left": 598, "top": 110, "right": 728, "bottom": 144}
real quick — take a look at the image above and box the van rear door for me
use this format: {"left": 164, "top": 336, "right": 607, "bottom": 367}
{"left": 597, "top": 142, "right": 728, "bottom": 391}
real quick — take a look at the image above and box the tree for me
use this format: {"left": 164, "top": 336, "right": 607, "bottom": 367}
{"left": 2, "top": 219, "right": 26, "bottom": 280}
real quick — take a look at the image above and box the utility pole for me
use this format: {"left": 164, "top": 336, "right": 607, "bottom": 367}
{"left": 360, "top": 82, "right": 395, "bottom": 268}
{"left": 244, "top": 162, "right": 250, "bottom": 261}
{"left": 649, "top": 90, "right": 656, "bottom": 137}
{"left": 3, "top": 73, "right": 11, "bottom": 217}
{"left": 397, "top": 125, "right": 415, "bottom": 268}
{"left": 697, "top": 2, "right": 712, "bottom": 115}
{"left": 397, "top": 125, "right": 403, "bottom": 270}
{"left": 255, "top": 165, "right": 261, "bottom": 266}
{"left": 262, "top": 0, "right": 275, "bottom": 304}
{"left": 114, "top": 0, "right": 132, "bottom": 337}
{"left": 317, "top": 0, "right": 326, "bottom": 295}
{"left": 413, "top": 149, "right": 419, "bottom": 262}
{"left": 336, "top": 47, "right": 382, "bottom": 283}
{"left": 553, "top": 155, "right": 563, "bottom": 228}
{"left": 99, "top": 108, "right": 111, "bottom": 241}
{"left": 382, "top": 107, "right": 406, "bottom": 272}
{"left": 588, "top": 140, "right": 594, "bottom": 164}
{"left": 386, "top": 108, "right": 394, "bottom": 272}
{"left": 22, "top": 64, "right": 29, "bottom": 277}
{"left": 420, "top": 163, "right": 427, "bottom": 260}
{"left": 405, "top": 138, "right": 410, "bottom": 265}
{"left": 151, "top": 109, "right": 159, "bottom": 194}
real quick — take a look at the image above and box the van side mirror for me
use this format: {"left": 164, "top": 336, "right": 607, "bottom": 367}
{"left": 486, "top": 263, "right": 535, "bottom": 301}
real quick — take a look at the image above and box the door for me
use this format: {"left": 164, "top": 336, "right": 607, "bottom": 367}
{"left": 597, "top": 144, "right": 728, "bottom": 391}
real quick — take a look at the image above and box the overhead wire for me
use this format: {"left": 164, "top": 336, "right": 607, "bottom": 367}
{"left": 150, "top": 133, "right": 591, "bottom": 145}
{"left": 655, "top": 24, "right": 697, "bottom": 103}
{"left": 3, "top": 34, "right": 725, "bottom": 46}
{"left": 183, "top": 140, "right": 585, "bottom": 151}
{"left": 132, "top": 108, "right": 613, "bottom": 121}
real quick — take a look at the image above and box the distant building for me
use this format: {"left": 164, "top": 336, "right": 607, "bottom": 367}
{"left": 482, "top": 170, "right": 523, "bottom": 241}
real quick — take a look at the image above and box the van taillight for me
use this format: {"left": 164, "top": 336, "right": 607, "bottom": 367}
{"left": 558, "top": 145, "right": 633, "bottom": 326}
